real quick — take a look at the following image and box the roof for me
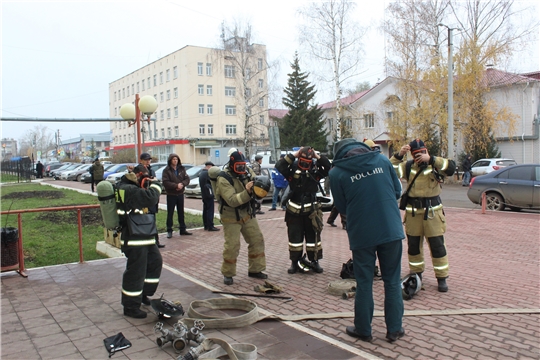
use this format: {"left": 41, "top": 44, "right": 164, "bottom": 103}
{"left": 482, "top": 68, "right": 539, "bottom": 88}
{"left": 520, "top": 71, "right": 540, "bottom": 80}
{"left": 319, "top": 89, "right": 371, "bottom": 110}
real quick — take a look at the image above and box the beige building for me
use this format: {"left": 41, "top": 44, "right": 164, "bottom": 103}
{"left": 108, "top": 43, "right": 269, "bottom": 165}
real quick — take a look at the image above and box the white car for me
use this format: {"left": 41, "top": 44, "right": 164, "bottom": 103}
{"left": 471, "top": 158, "right": 516, "bottom": 177}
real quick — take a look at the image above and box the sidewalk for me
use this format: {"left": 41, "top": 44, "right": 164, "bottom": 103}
{"left": 2, "top": 180, "right": 539, "bottom": 359}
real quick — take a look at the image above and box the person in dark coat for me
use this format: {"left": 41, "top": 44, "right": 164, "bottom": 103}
{"left": 161, "top": 153, "right": 191, "bottom": 238}
{"left": 35, "top": 161, "right": 44, "bottom": 178}
{"left": 199, "top": 161, "right": 219, "bottom": 231}
{"left": 461, "top": 154, "right": 473, "bottom": 186}
{"left": 330, "top": 138, "right": 405, "bottom": 343}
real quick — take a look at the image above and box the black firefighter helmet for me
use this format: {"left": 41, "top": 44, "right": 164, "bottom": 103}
{"left": 401, "top": 273, "right": 422, "bottom": 300}
{"left": 253, "top": 175, "right": 271, "bottom": 199}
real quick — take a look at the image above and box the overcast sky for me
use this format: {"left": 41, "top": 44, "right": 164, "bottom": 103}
{"left": 1, "top": 0, "right": 538, "bottom": 144}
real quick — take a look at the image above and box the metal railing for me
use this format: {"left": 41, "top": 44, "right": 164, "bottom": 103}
{"left": 1, "top": 204, "right": 101, "bottom": 277}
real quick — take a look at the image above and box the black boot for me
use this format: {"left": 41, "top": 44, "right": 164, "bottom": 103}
{"left": 288, "top": 261, "right": 299, "bottom": 274}
{"left": 437, "top": 278, "right": 448, "bottom": 292}
{"left": 311, "top": 261, "right": 324, "bottom": 273}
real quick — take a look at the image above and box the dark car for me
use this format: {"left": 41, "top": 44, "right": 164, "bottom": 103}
{"left": 44, "top": 162, "right": 65, "bottom": 177}
{"left": 467, "top": 164, "right": 540, "bottom": 211}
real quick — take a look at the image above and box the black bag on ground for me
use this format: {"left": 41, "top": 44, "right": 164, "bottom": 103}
{"left": 104, "top": 332, "right": 131, "bottom": 358}
{"left": 340, "top": 259, "right": 355, "bottom": 279}
{"left": 126, "top": 213, "right": 157, "bottom": 236}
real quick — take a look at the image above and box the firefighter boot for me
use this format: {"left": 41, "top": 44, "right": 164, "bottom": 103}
{"left": 311, "top": 261, "right": 324, "bottom": 273}
{"left": 287, "top": 261, "right": 299, "bottom": 274}
{"left": 437, "top": 278, "right": 448, "bottom": 292}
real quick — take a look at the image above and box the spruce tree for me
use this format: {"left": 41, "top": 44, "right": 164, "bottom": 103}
{"left": 279, "top": 53, "right": 328, "bottom": 151}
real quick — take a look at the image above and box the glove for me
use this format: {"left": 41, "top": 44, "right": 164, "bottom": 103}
{"left": 254, "top": 281, "right": 283, "bottom": 294}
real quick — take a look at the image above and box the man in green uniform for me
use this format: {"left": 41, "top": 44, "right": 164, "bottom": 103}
{"left": 215, "top": 151, "right": 267, "bottom": 285}
{"left": 390, "top": 139, "right": 455, "bottom": 292}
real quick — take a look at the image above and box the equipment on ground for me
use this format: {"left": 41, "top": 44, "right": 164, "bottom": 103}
{"left": 150, "top": 294, "right": 185, "bottom": 319}
{"left": 154, "top": 320, "right": 205, "bottom": 353}
{"left": 401, "top": 273, "right": 422, "bottom": 300}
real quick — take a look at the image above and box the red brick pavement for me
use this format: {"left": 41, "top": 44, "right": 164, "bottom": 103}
{"left": 44, "top": 180, "right": 540, "bottom": 358}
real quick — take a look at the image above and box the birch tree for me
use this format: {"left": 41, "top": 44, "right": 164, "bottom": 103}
{"left": 217, "top": 20, "right": 272, "bottom": 160}
{"left": 297, "top": 0, "right": 366, "bottom": 142}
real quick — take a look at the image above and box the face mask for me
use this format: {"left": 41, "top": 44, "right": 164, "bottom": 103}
{"left": 232, "top": 162, "right": 247, "bottom": 174}
{"left": 297, "top": 157, "right": 312, "bottom": 171}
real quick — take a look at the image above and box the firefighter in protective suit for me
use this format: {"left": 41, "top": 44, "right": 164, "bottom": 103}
{"left": 390, "top": 139, "right": 455, "bottom": 292}
{"left": 215, "top": 151, "right": 267, "bottom": 286}
{"left": 117, "top": 164, "right": 163, "bottom": 318}
{"left": 276, "top": 146, "right": 331, "bottom": 274}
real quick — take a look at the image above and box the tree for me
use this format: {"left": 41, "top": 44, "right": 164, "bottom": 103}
{"left": 217, "top": 20, "right": 274, "bottom": 160}
{"left": 19, "top": 125, "right": 54, "bottom": 160}
{"left": 279, "top": 53, "right": 328, "bottom": 151}
{"left": 344, "top": 81, "right": 371, "bottom": 96}
{"left": 298, "top": 0, "right": 366, "bottom": 142}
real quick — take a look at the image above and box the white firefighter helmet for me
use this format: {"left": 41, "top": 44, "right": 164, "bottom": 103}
{"left": 401, "top": 273, "right": 422, "bottom": 300}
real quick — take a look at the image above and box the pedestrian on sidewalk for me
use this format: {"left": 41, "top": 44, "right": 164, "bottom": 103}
{"left": 90, "top": 158, "right": 104, "bottom": 193}
{"left": 269, "top": 157, "right": 288, "bottom": 211}
{"left": 461, "top": 154, "right": 473, "bottom": 186}
{"left": 390, "top": 139, "right": 456, "bottom": 292}
{"left": 215, "top": 151, "right": 267, "bottom": 285}
{"left": 199, "top": 161, "right": 219, "bottom": 231}
{"left": 330, "top": 138, "right": 405, "bottom": 343}
{"left": 162, "top": 153, "right": 192, "bottom": 238}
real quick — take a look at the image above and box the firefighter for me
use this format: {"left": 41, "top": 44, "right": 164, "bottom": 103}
{"left": 390, "top": 139, "right": 455, "bottom": 292}
{"left": 215, "top": 151, "right": 267, "bottom": 285}
{"left": 276, "top": 146, "right": 331, "bottom": 274}
{"left": 117, "top": 164, "right": 163, "bottom": 318}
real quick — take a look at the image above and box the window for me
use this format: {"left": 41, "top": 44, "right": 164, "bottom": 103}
{"left": 206, "top": 85, "right": 212, "bottom": 95}
{"left": 259, "top": 97, "right": 264, "bottom": 107}
{"left": 197, "top": 62, "right": 203, "bottom": 75}
{"left": 206, "top": 63, "right": 212, "bottom": 76}
{"left": 226, "top": 125, "right": 237, "bottom": 135}
{"left": 174, "top": 87, "right": 178, "bottom": 98}
{"left": 154, "top": 129, "right": 158, "bottom": 138}
{"left": 166, "top": 69, "right": 170, "bottom": 82}
{"left": 114, "top": 91, "right": 117, "bottom": 101}
{"left": 364, "top": 113, "right": 374, "bottom": 128}
{"left": 161, "top": 128, "right": 165, "bottom": 138}
{"left": 153, "top": 75, "right": 157, "bottom": 86}
{"left": 167, "top": 127, "right": 171, "bottom": 137}
{"left": 131, "top": 84, "right": 134, "bottom": 94}
{"left": 199, "top": 104, "right": 204, "bottom": 114}
{"left": 198, "top": 84, "right": 204, "bottom": 95}
{"left": 258, "top": 79, "right": 263, "bottom": 89}
{"left": 148, "top": 77, "right": 151, "bottom": 88}
{"left": 166, "top": 90, "right": 171, "bottom": 100}
{"left": 345, "top": 117, "right": 352, "bottom": 129}
{"left": 136, "top": 82, "right": 139, "bottom": 93}
{"left": 208, "top": 124, "right": 214, "bottom": 135}
{"left": 225, "top": 65, "right": 235, "bottom": 78}
{"left": 245, "top": 88, "right": 251, "bottom": 97}
{"left": 122, "top": 88, "right": 125, "bottom": 98}
{"left": 174, "top": 106, "right": 178, "bottom": 117}
{"left": 246, "top": 68, "right": 251, "bottom": 79}
{"left": 114, "top": 107, "right": 117, "bottom": 116}
{"left": 123, "top": 135, "right": 126, "bottom": 143}
{"left": 160, "top": 92, "right": 164, "bottom": 102}
{"left": 225, "top": 105, "right": 236, "bottom": 115}
{"left": 154, "top": 94, "right": 157, "bottom": 101}
{"left": 159, "top": 72, "right": 163, "bottom": 84}
{"left": 127, "top": 86, "right": 130, "bottom": 97}
{"left": 199, "top": 124, "right": 205, "bottom": 135}
{"left": 173, "top": 66, "right": 178, "bottom": 79}
{"left": 174, "top": 126, "right": 179, "bottom": 137}
{"left": 259, "top": 115, "right": 264, "bottom": 124}
{"left": 148, "top": 130, "right": 152, "bottom": 139}
{"left": 225, "top": 86, "right": 236, "bottom": 97}
{"left": 142, "top": 79, "right": 145, "bottom": 91}
{"left": 160, "top": 110, "right": 164, "bottom": 120}
{"left": 207, "top": 104, "right": 213, "bottom": 115}
{"left": 258, "top": 58, "right": 263, "bottom": 70}
{"left": 167, "top": 108, "right": 171, "bottom": 118}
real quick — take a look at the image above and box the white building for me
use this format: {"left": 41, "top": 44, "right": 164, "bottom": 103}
{"left": 108, "top": 44, "right": 268, "bottom": 165}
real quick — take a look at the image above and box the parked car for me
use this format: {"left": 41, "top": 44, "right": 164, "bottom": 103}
{"left": 45, "top": 162, "right": 69, "bottom": 177}
{"left": 49, "top": 163, "right": 73, "bottom": 178}
{"left": 60, "top": 164, "right": 89, "bottom": 180}
{"left": 467, "top": 164, "right": 540, "bottom": 211}
{"left": 65, "top": 164, "right": 93, "bottom": 181}
{"left": 79, "top": 164, "right": 115, "bottom": 183}
{"left": 184, "top": 165, "right": 207, "bottom": 198}
{"left": 471, "top": 158, "right": 516, "bottom": 177}
{"left": 104, "top": 163, "right": 137, "bottom": 184}
{"left": 54, "top": 164, "right": 84, "bottom": 180}
{"left": 155, "top": 164, "right": 193, "bottom": 181}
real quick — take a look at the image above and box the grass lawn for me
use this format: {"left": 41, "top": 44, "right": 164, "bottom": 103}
{"left": 0, "top": 182, "right": 206, "bottom": 268}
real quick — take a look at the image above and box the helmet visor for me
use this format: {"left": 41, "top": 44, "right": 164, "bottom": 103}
{"left": 297, "top": 157, "right": 313, "bottom": 171}
{"left": 232, "top": 162, "right": 247, "bottom": 174}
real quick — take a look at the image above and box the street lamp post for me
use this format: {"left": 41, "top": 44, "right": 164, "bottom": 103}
{"left": 120, "top": 94, "right": 158, "bottom": 162}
